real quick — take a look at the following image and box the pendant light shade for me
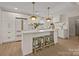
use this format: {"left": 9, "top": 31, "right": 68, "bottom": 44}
{"left": 46, "top": 17, "right": 51, "bottom": 22}
{"left": 30, "top": 16, "right": 37, "bottom": 21}
{"left": 30, "top": 2, "right": 37, "bottom": 21}
{"left": 46, "top": 7, "right": 51, "bottom": 22}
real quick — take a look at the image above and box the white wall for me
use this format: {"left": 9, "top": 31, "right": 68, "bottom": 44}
{"left": 67, "top": 10, "right": 79, "bottom": 37}
{"left": 0, "top": 9, "right": 2, "bottom": 44}
{"left": 68, "top": 16, "right": 79, "bottom": 37}
{"left": 68, "top": 17, "right": 76, "bottom": 37}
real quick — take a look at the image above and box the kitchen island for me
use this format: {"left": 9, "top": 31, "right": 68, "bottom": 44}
{"left": 21, "top": 29, "right": 58, "bottom": 55}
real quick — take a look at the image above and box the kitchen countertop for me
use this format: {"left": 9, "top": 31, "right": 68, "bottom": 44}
{"left": 22, "top": 29, "right": 55, "bottom": 34}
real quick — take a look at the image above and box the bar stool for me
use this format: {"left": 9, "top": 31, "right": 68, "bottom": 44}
{"left": 33, "top": 37, "right": 41, "bottom": 54}
{"left": 49, "top": 35, "right": 54, "bottom": 46}
{"left": 44, "top": 35, "right": 50, "bottom": 47}
{"left": 39, "top": 36, "right": 45, "bottom": 49}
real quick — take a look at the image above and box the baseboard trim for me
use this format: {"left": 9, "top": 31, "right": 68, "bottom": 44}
{"left": 2, "top": 40, "right": 21, "bottom": 44}
{"left": 58, "top": 37, "right": 69, "bottom": 39}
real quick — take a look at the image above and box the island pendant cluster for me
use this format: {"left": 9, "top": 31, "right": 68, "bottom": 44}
{"left": 30, "top": 2, "right": 52, "bottom": 22}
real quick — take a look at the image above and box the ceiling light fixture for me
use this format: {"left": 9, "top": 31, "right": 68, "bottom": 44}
{"left": 30, "top": 2, "right": 37, "bottom": 21}
{"left": 46, "top": 7, "right": 51, "bottom": 22}
{"left": 14, "top": 8, "right": 18, "bottom": 10}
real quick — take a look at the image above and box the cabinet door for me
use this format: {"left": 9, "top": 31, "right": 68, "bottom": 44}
{"left": 75, "top": 21, "right": 79, "bottom": 36}
{"left": 2, "top": 12, "right": 15, "bottom": 43}
{"left": 7, "top": 17, "right": 15, "bottom": 41}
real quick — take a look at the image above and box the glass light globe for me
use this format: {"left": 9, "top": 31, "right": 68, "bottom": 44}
{"left": 30, "top": 16, "right": 37, "bottom": 21}
{"left": 46, "top": 17, "right": 51, "bottom": 22}
{"left": 47, "top": 20, "right": 51, "bottom": 22}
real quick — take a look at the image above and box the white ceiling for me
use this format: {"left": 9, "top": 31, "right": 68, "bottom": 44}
{"left": 0, "top": 2, "right": 79, "bottom": 17}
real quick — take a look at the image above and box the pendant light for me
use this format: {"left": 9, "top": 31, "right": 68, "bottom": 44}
{"left": 46, "top": 7, "right": 51, "bottom": 22}
{"left": 30, "top": 2, "right": 37, "bottom": 21}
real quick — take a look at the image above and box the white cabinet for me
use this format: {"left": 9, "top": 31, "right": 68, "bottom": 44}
{"left": 53, "top": 15, "right": 69, "bottom": 39}
{"left": 1, "top": 11, "right": 16, "bottom": 43}
{"left": 58, "top": 29, "right": 69, "bottom": 38}
{"left": 1, "top": 11, "right": 28, "bottom": 43}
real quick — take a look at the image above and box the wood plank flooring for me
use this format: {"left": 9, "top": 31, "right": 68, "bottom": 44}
{"left": 0, "top": 40, "right": 22, "bottom": 56}
{"left": 0, "top": 36, "right": 79, "bottom": 56}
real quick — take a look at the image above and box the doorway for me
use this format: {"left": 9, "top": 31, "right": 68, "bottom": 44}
{"left": 15, "top": 18, "right": 22, "bottom": 40}
{"left": 15, "top": 17, "right": 27, "bottom": 41}
{"left": 75, "top": 19, "right": 79, "bottom": 36}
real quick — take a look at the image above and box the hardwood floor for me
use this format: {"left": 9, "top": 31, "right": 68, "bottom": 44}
{"left": 0, "top": 36, "right": 79, "bottom": 56}
{"left": 0, "top": 40, "right": 22, "bottom": 56}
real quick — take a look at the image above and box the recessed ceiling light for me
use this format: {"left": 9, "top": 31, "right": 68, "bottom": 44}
{"left": 36, "top": 12, "right": 39, "bottom": 15}
{"left": 14, "top": 8, "right": 18, "bottom": 10}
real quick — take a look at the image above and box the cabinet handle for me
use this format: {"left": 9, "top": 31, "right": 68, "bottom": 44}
{"left": 8, "top": 32, "right": 11, "bottom": 33}
{"left": 8, "top": 37, "right": 11, "bottom": 39}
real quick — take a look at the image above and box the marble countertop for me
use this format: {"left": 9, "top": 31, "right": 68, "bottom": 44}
{"left": 22, "top": 29, "right": 55, "bottom": 34}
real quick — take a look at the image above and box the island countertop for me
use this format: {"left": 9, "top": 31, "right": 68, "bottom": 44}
{"left": 22, "top": 29, "right": 56, "bottom": 34}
